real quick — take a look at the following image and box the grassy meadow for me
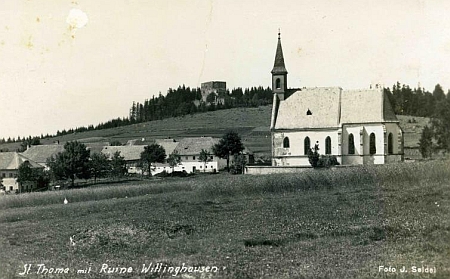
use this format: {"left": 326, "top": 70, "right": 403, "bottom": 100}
{"left": 1, "top": 160, "right": 449, "bottom": 278}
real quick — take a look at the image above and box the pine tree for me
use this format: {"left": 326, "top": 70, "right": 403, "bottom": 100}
{"left": 419, "top": 125, "right": 434, "bottom": 159}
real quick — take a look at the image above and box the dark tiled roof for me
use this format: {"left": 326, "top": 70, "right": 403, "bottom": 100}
{"left": 271, "top": 37, "right": 288, "bottom": 74}
{"left": 383, "top": 91, "right": 398, "bottom": 121}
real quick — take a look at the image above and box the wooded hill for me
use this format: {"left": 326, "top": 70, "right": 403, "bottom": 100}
{"left": 3, "top": 82, "right": 446, "bottom": 145}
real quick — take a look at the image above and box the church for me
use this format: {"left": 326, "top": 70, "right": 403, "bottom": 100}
{"left": 270, "top": 33, "right": 404, "bottom": 166}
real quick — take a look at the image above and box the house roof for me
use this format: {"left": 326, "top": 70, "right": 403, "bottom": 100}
{"left": 85, "top": 142, "right": 110, "bottom": 155}
{"left": 101, "top": 140, "right": 182, "bottom": 161}
{"left": 274, "top": 87, "right": 398, "bottom": 130}
{"left": 0, "top": 152, "right": 42, "bottom": 170}
{"left": 155, "top": 139, "right": 179, "bottom": 155}
{"left": 101, "top": 146, "right": 145, "bottom": 161}
{"left": 22, "top": 145, "right": 65, "bottom": 163}
{"left": 173, "top": 137, "right": 219, "bottom": 156}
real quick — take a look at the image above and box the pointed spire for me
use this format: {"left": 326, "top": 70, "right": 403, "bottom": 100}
{"left": 271, "top": 30, "right": 288, "bottom": 74}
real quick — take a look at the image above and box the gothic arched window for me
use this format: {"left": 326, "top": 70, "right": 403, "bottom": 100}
{"left": 388, "top": 133, "right": 393, "bottom": 154}
{"left": 325, "top": 136, "right": 331, "bottom": 155}
{"left": 370, "top": 133, "right": 376, "bottom": 155}
{"left": 304, "top": 136, "right": 310, "bottom": 155}
{"left": 348, "top": 134, "right": 355, "bottom": 155}
{"left": 276, "top": 78, "right": 281, "bottom": 89}
{"left": 283, "top": 137, "right": 290, "bottom": 148}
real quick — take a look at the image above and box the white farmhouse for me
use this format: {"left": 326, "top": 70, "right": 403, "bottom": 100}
{"left": 173, "top": 137, "right": 227, "bottom": 173}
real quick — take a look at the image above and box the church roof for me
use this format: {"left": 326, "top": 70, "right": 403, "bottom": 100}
{"left": 275, "top": 87, "right": 342, "bottom": 129}
{"left": 273, "top": 87, "right": 398, "bottom": 130}
{"left": 271, "top": 33, "right": 288, "bottom": 74}
{"left": 340, "top": 89, "right": 398, "bottom": 124}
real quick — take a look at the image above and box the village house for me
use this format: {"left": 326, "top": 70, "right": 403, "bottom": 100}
{"left": 17, "top": 136, "right": 247, "bottom": 179}
{"left": 172, "top": 137, "right": 227, "bottom": 173}
{"left": 270, "top": 33, "right": 404, "bottom": 166}
{"left": 101, "top": 137, "right": 228, "bottom": 175}
{"left": 22, "top": 144, "right": 65, "bottom": 169}
{"left": 101, "top": 145, "right": 146, "bottom": 174}
{"left": 0, "top": 152, "right": 43, "bottom": 193}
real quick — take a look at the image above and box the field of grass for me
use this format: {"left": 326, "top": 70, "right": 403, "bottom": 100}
{"left": 0, "top": 160, "right": 449, "bottom": 278}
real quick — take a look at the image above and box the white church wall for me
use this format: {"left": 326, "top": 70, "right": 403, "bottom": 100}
{"left": 363, "top": 125, "right": 385, "bottom": 164}
{"left": 384, "top": 123, "right": 404, "bottom": 163}
{"left": 273, "top": 130, "right": 340, "bottom": 166}
{"left": 342, "top": 125, "right": 364, "bottom": 165}
{"left": 384, "top": 123, "right": 402, "bottom": 154}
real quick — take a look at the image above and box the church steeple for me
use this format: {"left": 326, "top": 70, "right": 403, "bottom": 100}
{"left": 272, "top": 30, "right": 288, "bottom": 75}
{"left": 271, "top": 30, "right": 288, "bottom": 100}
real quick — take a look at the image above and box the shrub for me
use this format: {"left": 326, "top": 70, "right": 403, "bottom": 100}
{"left": 308, "top": 144, "right": 320, "bottom": 168}
{"left": 317, "top": 155, "right": 340, "bottom": 168}
{"left": 154, "top": 170, "right": 168, "bottom": 177}
{"left": 171, "top": 170, "right": 188, "bottom": 177}
{"left": 229, "top": 164, "right": 241, "bottom": 174}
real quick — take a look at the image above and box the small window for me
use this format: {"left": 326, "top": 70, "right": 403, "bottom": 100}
{"left": 200, "top": 165, "right": 202, "bottom": 169}
{"left": 210, "top": 156, "right": 213, "bottom": 160}
{"left": 283, "top": 137, "right": 290, "bottom": 148}
{"left": 193, "top": 156, "right": 195, "bottom": 160}
{"left": 276, "top": 78, "right": 281, "bottom": 89}
{"left": 9, "top": 186, "right": 13, "bottom": 191}
{"left": 348, "top": 134, "right": 355, "bottom": 155}
{"left": 325, "top": 137, "right": 331, "bottom": 155}
{"left": 388, "top": 133, "right": 393, "bottom": 154}
{"left": 304, "top": 137, "right": 310, "bottom": 155}
{"left": 185, "top": 156, "right": 188, "bottom": 160}
{"left": 370, "top": 133, "right": 376, "bottom": 155}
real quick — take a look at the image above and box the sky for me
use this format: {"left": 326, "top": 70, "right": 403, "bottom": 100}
{"left": 0, "top": 0, "right": 449, "bottom": 139}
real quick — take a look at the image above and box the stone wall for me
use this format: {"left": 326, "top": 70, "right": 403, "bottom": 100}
{"left": 245, "top": 165, "right": 312, "bottom": 175}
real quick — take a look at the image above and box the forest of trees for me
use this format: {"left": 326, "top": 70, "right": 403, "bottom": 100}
{"left": 1, "top": 82, "right": 448, "bottom": 145}
{"left": 384, "top": 82, "right": 449, "bottom": 117}
{"left": 128, "top": 85, "right": 273, "bottom": 122}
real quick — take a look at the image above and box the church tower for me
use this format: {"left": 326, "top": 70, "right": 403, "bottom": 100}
{"left": 271, "top": 31, "right": 288, "bottom": 101}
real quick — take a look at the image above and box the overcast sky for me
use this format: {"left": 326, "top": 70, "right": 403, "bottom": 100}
{"left": 0, "top": 0, "right": 449, "bottom": 139}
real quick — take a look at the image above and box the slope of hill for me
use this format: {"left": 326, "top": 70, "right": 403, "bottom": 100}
{"left": 0, "top": 106, "right": 428, "bottom": 157}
